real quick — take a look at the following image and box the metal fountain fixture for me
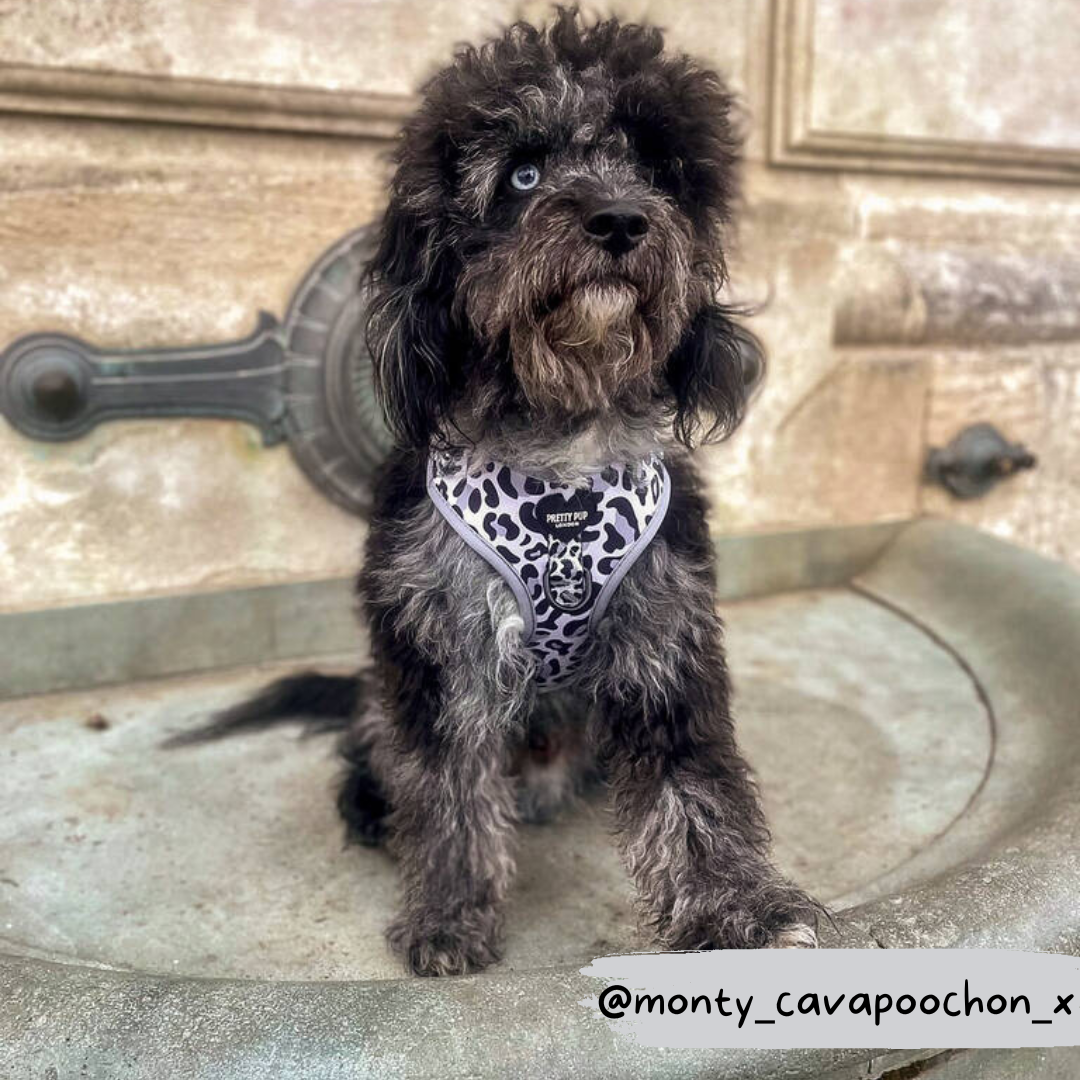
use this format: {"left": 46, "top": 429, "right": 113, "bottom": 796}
{"left": 0, "top": 226, "right": 391, "bottom": 516}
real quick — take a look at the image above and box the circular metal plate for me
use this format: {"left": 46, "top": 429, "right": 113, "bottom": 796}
{"left": 281, "top": 226, "right": 393, "bottom": 516}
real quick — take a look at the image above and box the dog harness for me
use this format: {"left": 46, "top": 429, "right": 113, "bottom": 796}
{"left": 427, "top": 447, "right": 671, "bottom": 690}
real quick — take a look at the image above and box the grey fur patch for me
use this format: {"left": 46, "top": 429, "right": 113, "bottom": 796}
{"left": 363, "top": 496, "right": 537, "bottom": 748}
{"left": 578, "top": 523, "right": 721, "bottom": 713}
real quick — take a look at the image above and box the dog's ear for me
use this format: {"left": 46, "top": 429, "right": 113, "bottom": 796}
{"left": 665, "top": 304, "right": 764, "bottom": 447}
{"left": 364, "top": 199, "right": 460, "bottom": 449}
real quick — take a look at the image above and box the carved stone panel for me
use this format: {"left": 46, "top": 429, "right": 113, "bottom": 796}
{"left": 0, "top": 0, "right": 749, "bottom": 138}
{"left": 771, "top": 0, "right": 1080, "bottom": 182}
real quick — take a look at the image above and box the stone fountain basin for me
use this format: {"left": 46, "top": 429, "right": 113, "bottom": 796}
{"left": 2, "top": 519, "right": 1079, "bottom": 1079}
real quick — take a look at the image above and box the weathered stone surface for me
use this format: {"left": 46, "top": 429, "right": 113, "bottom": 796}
{"left": 809, "top": 0, "right": 1080, "bottom": 151}
{"left": 835, "top": 247, "right": 1080, "bottom": 347}
{"left": 710, "top": 353, "right": 930, "bottom": 531}
{"left": 0, "top": 582, "right": 989, "bottom": 979}
{"left": 3, "top": 521, "right": 1080, "bottom": 1078}
{"left": 0, "top": 119, "right": 377, "bottom": 611}
{"left": 849, "top": 178, "right": 1080, "bottom": 250}
{"left": 696, "top": 166, "right": 921, "bottom": 533}
{"left": 0, "top": 0, "right": 750, "bottom": 100}
{"left": 920, "top": 1048, "right": 1080, "bottom": 1080}
{"left": 0, "top": 420, "right": 364, "bottom": 613}
{"left": 0, "top": 117, "right": 387, "bottom": 344}
{"left": 2, "top": 0, "right": 1080, "bottom": 608}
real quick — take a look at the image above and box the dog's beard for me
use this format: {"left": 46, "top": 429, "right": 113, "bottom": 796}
{"left": 510, "top": 280, "right": 657, "bottom": 415}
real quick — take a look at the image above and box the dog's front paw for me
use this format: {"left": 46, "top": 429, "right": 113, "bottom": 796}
{"left": 387, "top": 911, "right": 503, "bottom": 977}
{"left": 660, "top": 883, "right": 821, "bottom": 951}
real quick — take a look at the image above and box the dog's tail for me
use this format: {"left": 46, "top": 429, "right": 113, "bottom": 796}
{"left": 162, "top": 670, "right": 367, "bottom": 748}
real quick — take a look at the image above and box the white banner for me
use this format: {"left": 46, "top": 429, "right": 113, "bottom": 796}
{"left": 578, "top": 949, "right": 1080, "bottom": 1048}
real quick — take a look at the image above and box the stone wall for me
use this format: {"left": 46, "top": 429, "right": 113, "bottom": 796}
{"left": 1, "top": 0, "right": 1077, "bottom": 613}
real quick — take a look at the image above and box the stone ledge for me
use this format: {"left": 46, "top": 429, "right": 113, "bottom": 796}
{"left": 0, "top": 63, "right": 414, "bottom": 138}
{"left": 0, "top": 521, "right": 907, "bottom": 699}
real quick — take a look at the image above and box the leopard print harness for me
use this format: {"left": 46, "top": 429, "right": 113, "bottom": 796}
{"left": 426, "top": 448, "right": 671, "bottom": 691}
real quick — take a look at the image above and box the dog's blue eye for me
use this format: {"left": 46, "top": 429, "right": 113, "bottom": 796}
{"left": 509, "top": 163, "right": 541, "bottom": 191}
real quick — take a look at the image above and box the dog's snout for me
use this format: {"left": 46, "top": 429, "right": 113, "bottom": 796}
{"left": 582, "top": 201, "right": 649, "bottom": 256}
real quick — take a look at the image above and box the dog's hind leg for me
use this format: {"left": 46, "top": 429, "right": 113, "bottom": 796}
{"left": 335, "top": 702, "right": 394, "bottom": 847}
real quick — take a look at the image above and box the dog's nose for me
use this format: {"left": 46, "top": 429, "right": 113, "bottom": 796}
{"left": 582, "top": 201, "right": 649, "bottom": 256}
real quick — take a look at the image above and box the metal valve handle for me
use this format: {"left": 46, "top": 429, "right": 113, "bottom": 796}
{"left": 925, "top": 422, "right": 1037, "bottom": 500}
{"left": 0, "top": 314, "right": 286, "bottom": 445}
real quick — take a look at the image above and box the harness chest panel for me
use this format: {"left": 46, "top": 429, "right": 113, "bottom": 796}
{"left": 426, "top": 448, "right": 671, "bottom": 690}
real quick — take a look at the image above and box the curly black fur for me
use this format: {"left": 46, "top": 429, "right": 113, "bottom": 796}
{"left": 365, "top": 5, "right": 762, "bottom": 451}
{"left": 173, "top": 6, "right": 816, "bottom": 977}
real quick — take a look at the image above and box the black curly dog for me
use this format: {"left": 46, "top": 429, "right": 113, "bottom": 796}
{"left": 172, "top": 7, "right": 820, "bottom": 976}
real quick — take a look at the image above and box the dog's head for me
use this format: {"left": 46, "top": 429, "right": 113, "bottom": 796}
{"left": 366, "top": 6, "right": 760, "bottom": 450}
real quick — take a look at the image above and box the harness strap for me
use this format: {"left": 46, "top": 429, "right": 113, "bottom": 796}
{"left": 426, "top": 448, "right": 671, "bottom": 690}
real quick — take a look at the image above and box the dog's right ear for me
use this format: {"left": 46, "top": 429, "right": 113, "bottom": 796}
{"left": 364, "top": 199, "right": 459, "bottom": 449}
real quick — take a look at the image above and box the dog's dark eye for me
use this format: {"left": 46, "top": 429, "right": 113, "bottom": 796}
{"left": 509, "top": 162, "right": 542, "bottom": 192}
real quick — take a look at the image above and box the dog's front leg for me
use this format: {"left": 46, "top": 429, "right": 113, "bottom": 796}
{"left": 381, "top": 660, "right": 519, "bottom": 977}
{"left": 595, "top": 678, "right": 819, "bottom": 950}
{"left": 591, "top": 612, "right": 819, "bottom": 951}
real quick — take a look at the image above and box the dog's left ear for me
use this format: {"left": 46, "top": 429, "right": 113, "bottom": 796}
{"left": 664, "top": 304, "right": 764, "bottom": 447}
{"left": 364, "top": 198, "right": 461, "bottom": 449}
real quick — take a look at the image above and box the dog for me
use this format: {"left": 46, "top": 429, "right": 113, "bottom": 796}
{"left": 172, "top": 7, "right": 820, "bottom": 976}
